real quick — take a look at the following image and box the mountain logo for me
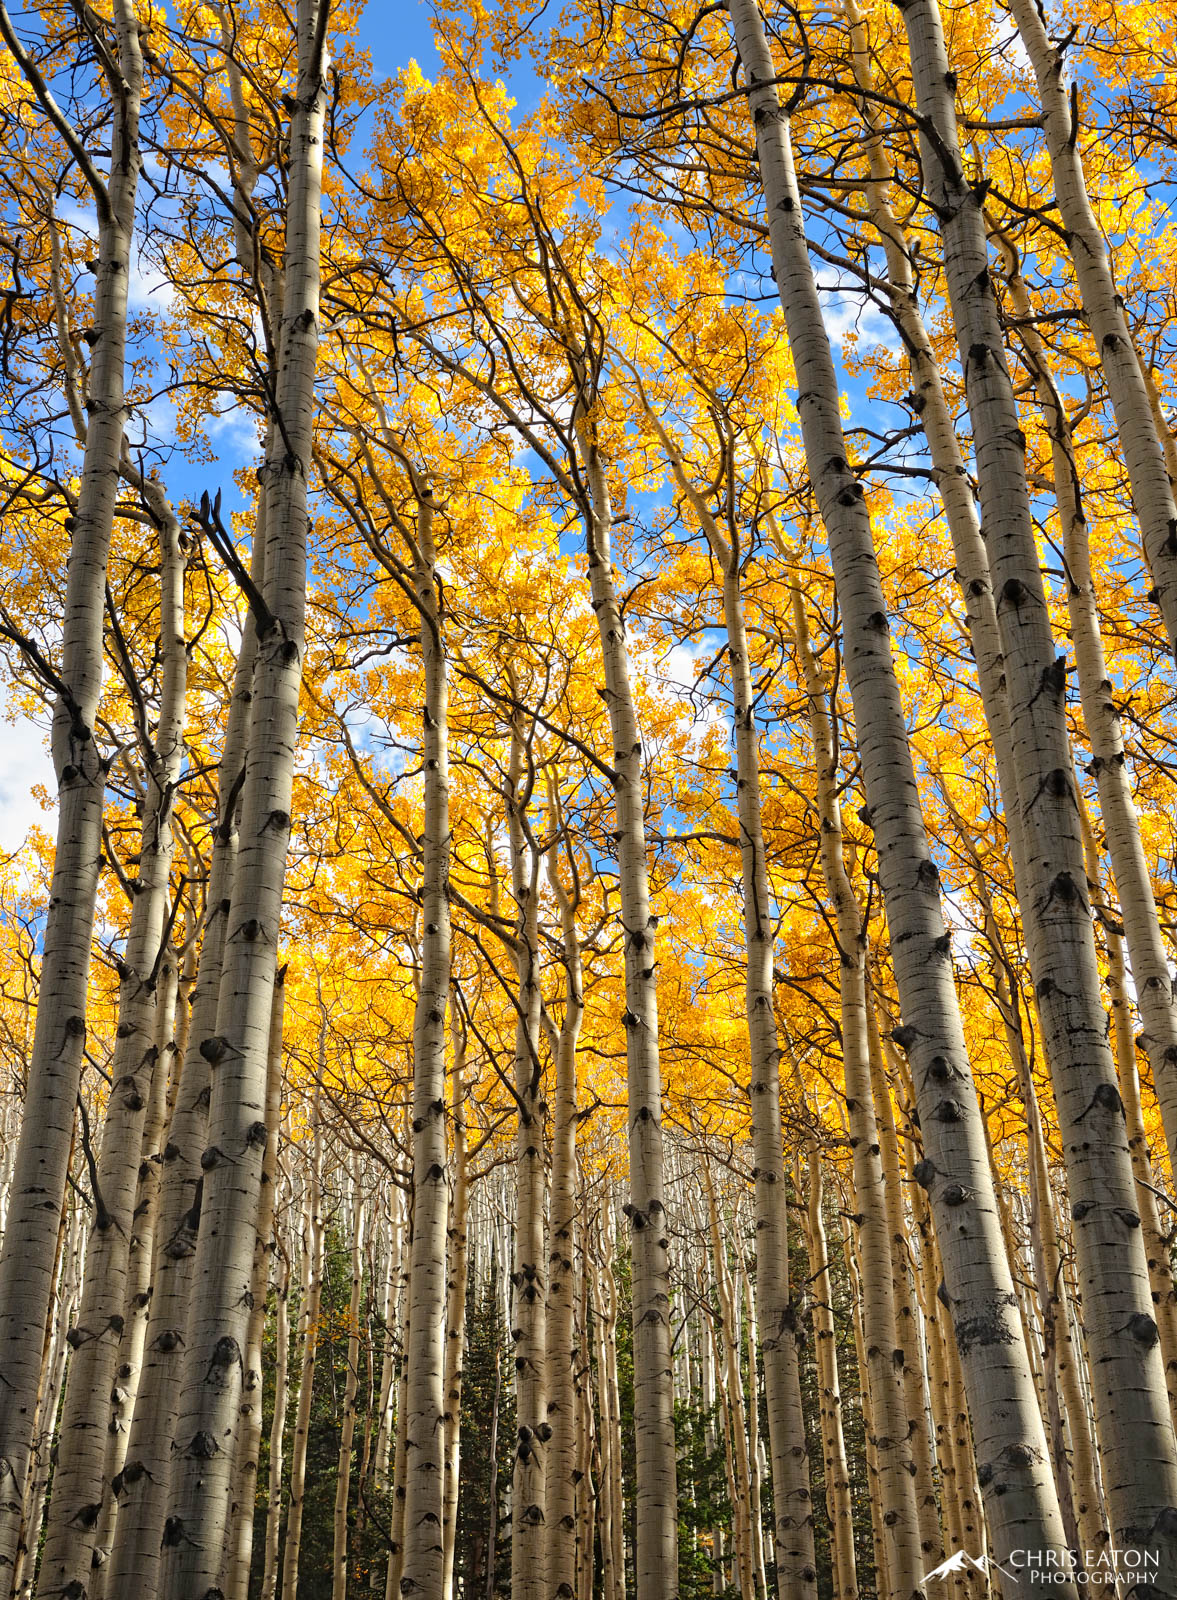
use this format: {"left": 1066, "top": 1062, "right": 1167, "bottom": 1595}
{"left": 923, "top": 1550, "right": 1019, "bottom": 1585}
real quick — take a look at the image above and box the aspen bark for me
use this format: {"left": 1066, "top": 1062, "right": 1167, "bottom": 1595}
{"left": 576, "top": 414, "right": 678, "bottom": 1595}
{"left": 898, "top": 0, "right": 1177, "bottom": 1562}
{"left": 726, "top": 2, "right": 1067, "bottom": 1572}
{"left": 648, "top": 410, "right": 816, "bottom": 1600}
{"left": 996, "top": 228, "right": 1177, "bottom": 1181}
{"left": 399, "top": 480, "right": 453, "bottom": 1595}
{"left": 789, "top": 571, "right": 922, "bottom": 1599}
{"left": 104, "top": 539, "right": 260, "bottom": 1592}
{"left": 0, "top": 6, "right": 144, "bottom": 1572}
{"left": 159, "top": 7, "right": 329, "bottom": 1585}
{"left": 261, "top": 1246, "right": 291, "bottom": 1600}
{"left": 224, "top": 974, "right": 287, "bottom": 1600}
{"left": 544, "top": 795, "right": 585, "bottom": 1600}
{"left": 281, "top": 1125, "right": 325, "bottom": 1600}
{"left": 442, "top": 1011, "right": 470, "bottom": 1600}
{"left": 508, "top": 717, "right": 548, "bottom": 1600}
{"left": 803, "top": 1149, "right": 858, "bottom": 1600}
{"left": 37, "top": 481, "right": 188, "bottom": 1599}
{"left": 333, "top": 1166, "right": 368, "bottom": 1600}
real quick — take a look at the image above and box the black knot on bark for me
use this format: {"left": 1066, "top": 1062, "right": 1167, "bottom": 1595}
{"left": 865, "top": 610, "right": 889, "bottom": 632}
{"left": 912, "top": 1159, "right": 935, "bottom": 1189}
{"left": 190, "top": 1430, "right": 220, "bottom": 1459}
{"left": 245, "top": 1120, "right": 268, "bottom": 1148}
{"left": 1071, "top": 1199, "right": 1094, "bottom": 1221}
{"left": 891, "top": 1024, "right": 918, "bottom": 1050}
{"left": 1128, "top": 1312, "right": 1160, "bottom": 1346}
{"left": 199, "top": 1035, "right": 228, "bottom": 1064}
{"left": 927, "top": 1055, "right": 952, "bottom": 1081}
{"left": 942, "top": 1184, "right": 970, "bottom": 1206}
{"left": 932, "top": 1098, "right": 965, "bottom": 1123}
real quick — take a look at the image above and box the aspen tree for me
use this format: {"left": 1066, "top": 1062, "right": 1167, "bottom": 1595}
{"left": 333, "top": 1164, "right": 368, "bottom": 1600}
{"left": 803, "top": 1148, "right": 859, "bottom": 1600}
{"left": 0, "top": 7, "right": 144, "bottom": 1571}
{"left": 897, "top": 0, "right": 1177, "bottom": 1559}
{"left": 398, "top": 475, "right": 453, "bottom": 1595}
{"left": 442, "top": 1007, "right": 470, "bottom": 1600}
{"left": 280, "top": 1114, "right": 325, "bottom": 1600}
{"left": 575, "top": 407, "right": 679, "bottom": 1595}
{"left": 1002, "top": 0, "right": 1177, "bottom": 661}
{"left": 507, "top": 712, "right": 548, "bottom": 1600}
{"left": 994, "top": 225, "right": 1177, "bottom": 1179}
{"left": 788, "top": 564, "right": 923, "bottom": 1599}
{"left": 544, "top": 780, "right": 585, "bottom": 1600}
{"left": 36, "top": 479, "right": 188, "bottom": 1600}
{"left": 723, "top": 0, "right": 1068, "bottom": 1570}
{"left": 159, "top": 4, "right": 331, "bottom": 1585}
{"left": 224, "top": 974, "right": 288, "bottom": 1600}
{"left": 103, "top": 555, "right": 262, "bottom": 1593}
{"left": 261, "top": 1244, "right": 291, "bottom": 1600}
{"left": 643, "top": 402, "right": 817, "bottom": 1599}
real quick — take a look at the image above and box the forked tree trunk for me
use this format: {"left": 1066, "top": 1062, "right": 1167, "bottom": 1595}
{"left": 898, "top": 0, "right": 1177, "bottom": 1562}
{"left": 0, "top": 6, "right": 144, "bottom": 1573}
{"left": 158, "top": 6, "right": 329, "bottom": 1587}
{"left": 724, "top": 0, "right": 1068, "bottom": 1572}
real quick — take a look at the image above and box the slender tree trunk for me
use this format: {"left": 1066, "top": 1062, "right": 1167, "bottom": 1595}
{"left": 898, "top": 0, "right": 1177, "bottom": 1561}
{"left": 545, "top": 800, "right": 584, "bottom": 1600}
{"left": 333, "top": 1164, "right": 368, "bottom": 1600}
{"left": 995, "top": 226, "right": 1177, "bottom": 1182}
{"left": 37, "top": 484, "right": 188, "bottom": 1600}
{"left": 0, "top": 7, "right": 144, "bottom": 1572}
{"left": 577, "top": 413, "right": 678, "bottom": 1597}
{"left": 224, "top": 973, "right": 287, "bottom": 1600}
{"left": 104, "top": 527, "right": 260, "bottom": 1592}
{"left": 590, "top": 1224, "right": 626, "bottom": 1600}
{"left": 399, "top": 479, "right": 453, "bottom": 1595}
{"left": 159, "top": 7, "right": 329, "bottom": 1590}
{"left": 261, "top": 1245, "right": 291, "bottom": 1600}
{"left": 788, "top": 570, "right": 921, "bottom": 1599}
{"left": 442, "top": 1012, "right": 470, "bottom": 1600}
{"left": 724, "top": 0, "right": 1070, "bottom": 1572}
{"left": 803, "top": 1149, "right": 858, "bottom": 1600}
{"left": 647, "top": 411, "right": 816, "bottom": 1600}
{"left": 281, "top": 1122, "right": 325, "bottom": 1600}
{"left": 507, "top": 717, "right": 548, "bottom": 1600}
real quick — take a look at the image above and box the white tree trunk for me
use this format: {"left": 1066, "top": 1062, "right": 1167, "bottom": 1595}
{"left": 724, "top": 0, "right": 1068, "bottom": 1573}
{"left": 0, "top": 6, "right": 144, "bottom": 1572}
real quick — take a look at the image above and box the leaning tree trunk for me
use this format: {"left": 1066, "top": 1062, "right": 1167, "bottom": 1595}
{"left": 36, "top": 479, "right": 188, "bottom": 1599}
{"left": 158, "top": 5, "right": 329, "bottom": 1588}
{"left": 723, "top": 0, "right": 1069, "bottom": 1574}
{"left": 897, "top": 0, "right": 1177, "bottom": 1563}
{"left": 398, "top": 482, "right": 453, "bottom": 1596}
{"left": 576, "top": 413, "right": 678, "bottom": 1596}
{"left": 0, "top": 5, "right": 144, "bottom": 1573}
